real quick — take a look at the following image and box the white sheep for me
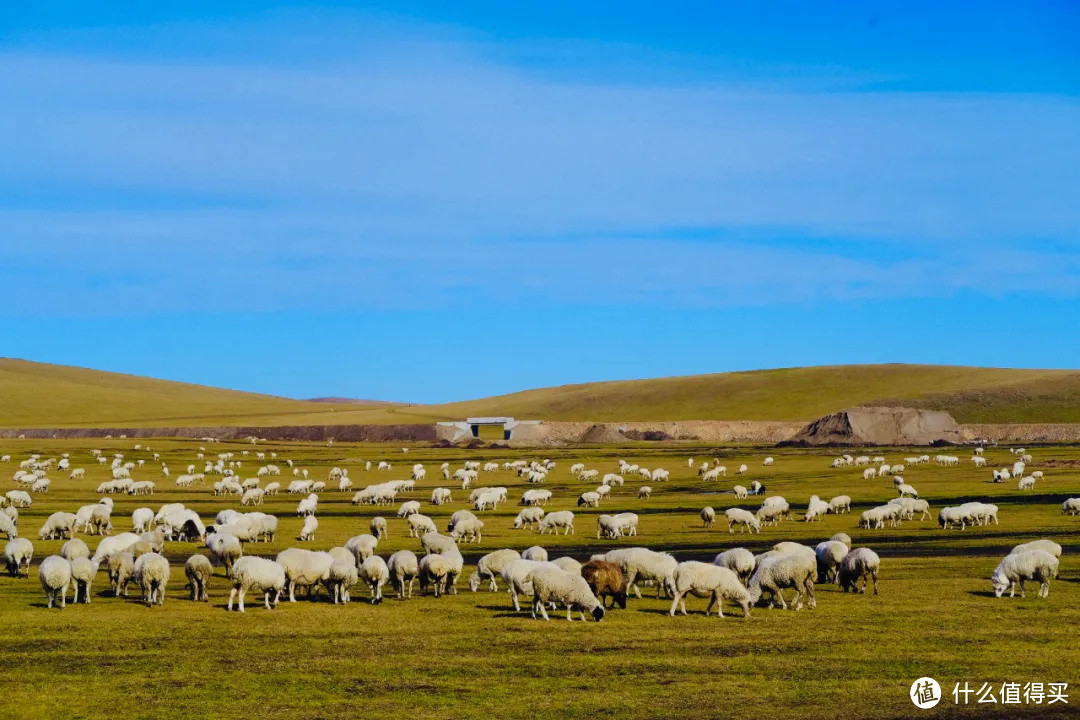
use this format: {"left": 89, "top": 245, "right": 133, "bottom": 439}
{"left": 746, "top": 550, "right": 816, "bottom": 610}
{"left": 431, "top": 487, "right": 452, "bottom": 505}
{"left": 4, "top": 537, "right": 33, "bottom": 577}
{"left": 1061, "top": 498, "right": 1080, "bottom": 516}
{"left": 725, "top": 508, "right": 760, "bottom": 534}
{"left": 359, "top": 555, "right": 390, "bottom": 603}
{"left": 538, "top": 510, "right": 575, "bottom": 535}
{"left": 0, "top": 512, "right": 16, "bottom": 540}
{"left": 71, "top": 557, "right": 99, "bottom": 603}
{"left": 829, "top": 495, "right": 851, "bottom": 514}
{"left": 527, "top": 565, "right": 605, "bottom": 621}
{"left": 713, "top": 548, "right": 755, "bottom": 584}
{"left": 387, "top": 550, "right": 419, "bottom": 598}
{"left": 600, "top": 547, "right": 677, "bottom": 599}
{"left": 815, "top": 540, "right": 849, "bottom": 583}
{"left": 513, "top": 507, "right": 545, "bottom": 530}
{"left": 838, "top": 548, "right": 880, "bottom": 594}
{"left": 133, "top": 552, "right": 170, "bottom": 606}
{"left": 669, "top": 561, "right": 750, "bottom": 618}
{"left": 521, "top": 546, "right": 548, "bottom": 562}
{"left": 39, "top": 555, "right": 73, "bottom": 608}
{"left": 326, "top": 549, "right": 359, "bottom": 604}
{"left": 276, "top": 548, "right": 334, "bottom": 602}
{"left": 732, "top": 485, "right": 747, "bottom": 499}
{"left": 407, "top": 513, "right": 438, "bottom": 538}
{"left": 450, "top": 516, "right": 484, "bottom": 544}
{"left": 992, "top": 550, "right": 1058, "bottom": 598}
{"left": 91, "top": 532, "right": 140, "bottom": 564}
{"left": 1018, "top": 476, "right": 1036, "bottom": 490}
{"left": 469, "top": 548, "right": 521, "bottom": 592}
{"left": 227, "top": 556, "right": 286, "bottom": 611}
{"left": 299, "top": 515, "right": 319, "bottom": 542}
{"left": 37, "top": 511, "right": 78, "bottom": 541}
{"left": 1010, "top": 539, "right": 1062, "bottom": 558}
{"left": 397, "top": 500, "right": 422, "bottom": 517}
{"left": 370, "top": 516, "right": 388, "bottom": 539}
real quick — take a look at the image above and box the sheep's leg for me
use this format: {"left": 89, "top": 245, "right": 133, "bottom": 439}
{"left": 871, "top": 571, "right": 879, "bottom": 595}
{"left": 668, "top": 592, "right": 683, "bottom": 616}
{"left": 1018, "top": 579, "right": 1026, "bottom": 598}
{"left": 774, "top": 586, "right": 787, "bottom": 610}
{"left": 704, "top": 594, "right": 716, "bottom": 616}
{"left": 566, "top": 606, "right": 574, "bottom": 622}
{"left": 289, "top": 580, "right": 297, "bottom": 602}
{"left": 536, "top": 599, "right": 550, "bottom": 621}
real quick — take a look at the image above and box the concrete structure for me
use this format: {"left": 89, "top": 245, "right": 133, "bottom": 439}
{"left": 435, "top": 417, "right": 541, "bottom": 443}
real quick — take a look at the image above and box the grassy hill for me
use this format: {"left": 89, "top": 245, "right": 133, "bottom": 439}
{"left": 432, "top": 364, "right": 1080, "bottom": 424}
{"left": 0, "top": 358, "right": 436, "bottom": 428}
{"left": 3, "top": 359, "right": 1080, "bottom": 427}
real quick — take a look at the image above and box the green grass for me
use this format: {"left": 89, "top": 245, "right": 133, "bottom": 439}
{"left": 1, "top": 438, "right": 1078, "bottom": 719}
{"left": 6, "top": 358, "right": 1080, "bottom": 428}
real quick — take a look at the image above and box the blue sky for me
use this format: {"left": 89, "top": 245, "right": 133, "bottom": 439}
{"left": 1, "top": 2, "right": 1078, "bottom": 402}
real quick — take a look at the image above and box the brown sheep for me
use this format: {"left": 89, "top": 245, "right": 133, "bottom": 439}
{"left": 581, "top": 560, "right": 628, "bottom": 609}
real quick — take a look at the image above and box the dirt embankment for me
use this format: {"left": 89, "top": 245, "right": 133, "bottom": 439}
{"left": 508, "top": 420, "right": 804, "bottom": 446}
{"left": 962, "top": 424, "right": 1080, "bottom": 444}
{"left": 0, "top": 425, "right": 437, "bottom": 442}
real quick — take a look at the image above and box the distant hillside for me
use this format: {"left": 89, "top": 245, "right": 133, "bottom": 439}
{"left": 0, "top": 358, "right": 423, "bottom": 428}
{"left": 3, "top": 359, "right": 1080, "bottom": 428}
{"left": 429, "top": 364, "right": 1080, "bottom": 424}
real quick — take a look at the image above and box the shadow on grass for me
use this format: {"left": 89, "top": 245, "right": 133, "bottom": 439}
{"left": 966, "top": 590, "right": 998, "bottom": 598}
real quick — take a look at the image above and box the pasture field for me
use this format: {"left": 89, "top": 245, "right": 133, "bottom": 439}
{"left": 1, "top": 438, "right": 1079, "bottom": 720}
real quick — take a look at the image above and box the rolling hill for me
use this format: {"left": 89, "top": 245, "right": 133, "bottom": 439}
{"left": 3, "top": 358, "right": 1080, "bottom": 428}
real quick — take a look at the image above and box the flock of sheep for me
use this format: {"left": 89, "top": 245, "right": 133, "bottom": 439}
{"left": 1, "top": 442, "right": 1074, "bottom": 619}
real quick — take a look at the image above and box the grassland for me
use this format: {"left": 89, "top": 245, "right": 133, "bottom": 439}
{"left": 6, "top": 358, "right": 1080, "bottom": 428}
{"left": 1, "top": 438, "right": 1078, "bottom": 719}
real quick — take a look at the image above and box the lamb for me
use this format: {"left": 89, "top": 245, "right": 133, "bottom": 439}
{"left": 713, "top": 548, "right": 755, "bottom": 584}
{"left": 4, "top": 538, "right": 33, "bottom": 577}
{"left": 669, "top": 561, "right": 751, "bottom": 618}
{"left": 1010, "top": 539, "right": 1062, "bottom": 558}
{"left": 469, "top": 548, "right": 522, "bottom": 592}
{"left": 725, "top": 508, "right": 760, "bottom": 534}
{"left": 370, "top": 516, "right": 388, "bottom": 539}
{"left": 359, "top": 555, "right": 390, "bottom": 603}
{"left": 387, "top": 550, "right": 419, "bottom": 598}
{"left": 837, "top": 548, "right": 880, "bottom": 594}
{"left": 538, "top": 510, "right": 575, "bottom": 535}
{"left": 207, "top": 532, "right": 243, "bottom": 576}
{"left": 992, "top": 550, "right": 1058, "bottom": 598}
{"left": 700, "top": 506, "right": 716, "bottom": 528}
{"left": 39, "top": 555, "right": 73, "bottom": 608}
{"left": 71, "top": 557, "right": 99, "bottom": 603}
{"left": 299, "top": 515, "right": 319, "bottom": 541}
{"left": 133, "top": 552, "right": 170, "bottom": 606}
{"left": 276, "top": 548, "right": 334, "bottom": 602}
{"left": 581, "top": 560, "right": 628, "bottom": 609}
{"left": 815, "top": 540, "right": 849, "bottom": 583}
{"left": 184, "top": 554, "right": 212, "bottom": 601}
{"left": 527, "top": 565, "right": 605, "bottom": 621}
{"left": 513, "top": 507, "right": 545, "bottom": 530}
{"left": 407, "top": 513, "right": 438, "bottom": 538}
{"left": 227, "top": 556, "right": 286, "bottom": 611}
{"left": 746, "top": 550, "right": 816, "bottom": 610}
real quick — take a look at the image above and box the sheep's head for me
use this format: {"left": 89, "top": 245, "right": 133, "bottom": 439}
{"left": 591, "top": 605, "right": 605, "bottom": 622}
{"left": 991, "top": 570, "right": 1010, "bottom": 598}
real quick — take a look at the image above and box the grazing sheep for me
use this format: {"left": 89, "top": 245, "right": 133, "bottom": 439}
{"left": 421, "top": 532, "right": 457, "bottom": 556}
{"left": 1011, "top": 539, "right": 1062, "bottom": 558}
{"left": 185, "top": 555, "right": 212, "bottom": 601}
{"left": 828, "top": 495, "right": 851, "bottom": 514}
{"left": 38, "top": 511, "right": 78, "bottom": 541}
{"left": 700, "top": 506, "right": 716, "bottom": 528}
{"left": 513, "top": 507, "right": 545, "bottom": 530}
{"left": 838, "top": 548, "right": 880, "bottom": 594}
{"left": 830, "top": 532, "right": 853, "bottom": 548}
{"left": 370, "top": 516, "right": 387, "bottom": 540}
{"left": 299, "top": 515, "right": 318, "bottom": 542}
{"left": 344, "top": 534, "right": 379, "bottom": 565}
{"left": 276, "top": 548, "right": 334, "bottom": 602}
{"left": 131, "top": 507, "right": 154, "bottom": 534}
{"left": 4, "top": 538, "right": 33, "bottom": 577}
{"left": 207, "top": 533, "right": 243, "bottom": 576}
{"left": 296, "top": 493, "right": 318, "bottom": 516}
{"left": 670, "top": 561, "right": 750, "bottom": 618}
{"left": 0, "top": 512, "right": 17, "bottom": 540}
{"left": 725, "top": 508, "right": 760, "bottom": 534}
{"left": 896, "top": 482, "right": 918, "bottom": 498}
{"left": 521, "top": 546, "right": 548, "bottom": 562}
{"left": 1018, "top": 476, "right": 1036, "bottom": 490}
{"left": 108, "top": 552, "right": 135, "bottom": 597}
{"left": 815, "top": 540, "right": 849, "bottom": 583}
{"left": 600, "top": 547, "right": 677, "bottom": 599}
{"left": 133, "top": 552, "right": 170, "bottom": 606}
{"left": 450, "top": 516, "right": 484, "bottom": 544}
{"left": 538, "top": 511, "right": 575, "bottom": 535}
{"left": 39, "top": 555, "right": 73, "bottom": 608}
{"left": 397, "top": 500, "right": 421, "bottom": 518}
{"left": 637, "top": 486, "right": 652, "bottom": 500}
{"left": 387, "top": 550, "right": 419, "bottom": 598}
{"left": 804, "top": 496, "right": 830, "bottom": 522}
{"left": 577, "top": 491, "right": 601, "bottom": 508}
{"left": 992, "top": 550, "right": 1058, "bottom": 598}
{"left": 747, "top": 551, "right": 816, "bottom": 610}
{"left": 325, "top": 550, "right": 359, "bottom": 604}
{"left": 227, "top": 556, "right": 286, "bottom": 612}
{"left": 418, "top": 553, "right": 450, "bottom": 597}
{"left": 60, "top": 538, "right": 90, "bottom": 563}
{"left": 469, "top": 549, "right": 523, "bottom": 593}
{"left": 91, "top": 532, "right": 140, "bottom": 564}
{"left": 407, "top": 513, "right": 438, "bottom": 538}
{"left": 71, "top": 557, "right": 99, "bottom": 603}
{"left": 713, "top": 548, "right": 755, "bottom": 585}
{"left": 527, "top": 565, "right": 605, "bottom": 622}
{"left": 359, "top": 555, "right": 390, "bottom": 603}
{"left": 581, "top": 560, "right": 628, "bottom": 609}
{"left": 733, "top": 485, "right": 748, "bottom": 499}
{"left": 431, "top": 488, "right": 452, "bottom": 505}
